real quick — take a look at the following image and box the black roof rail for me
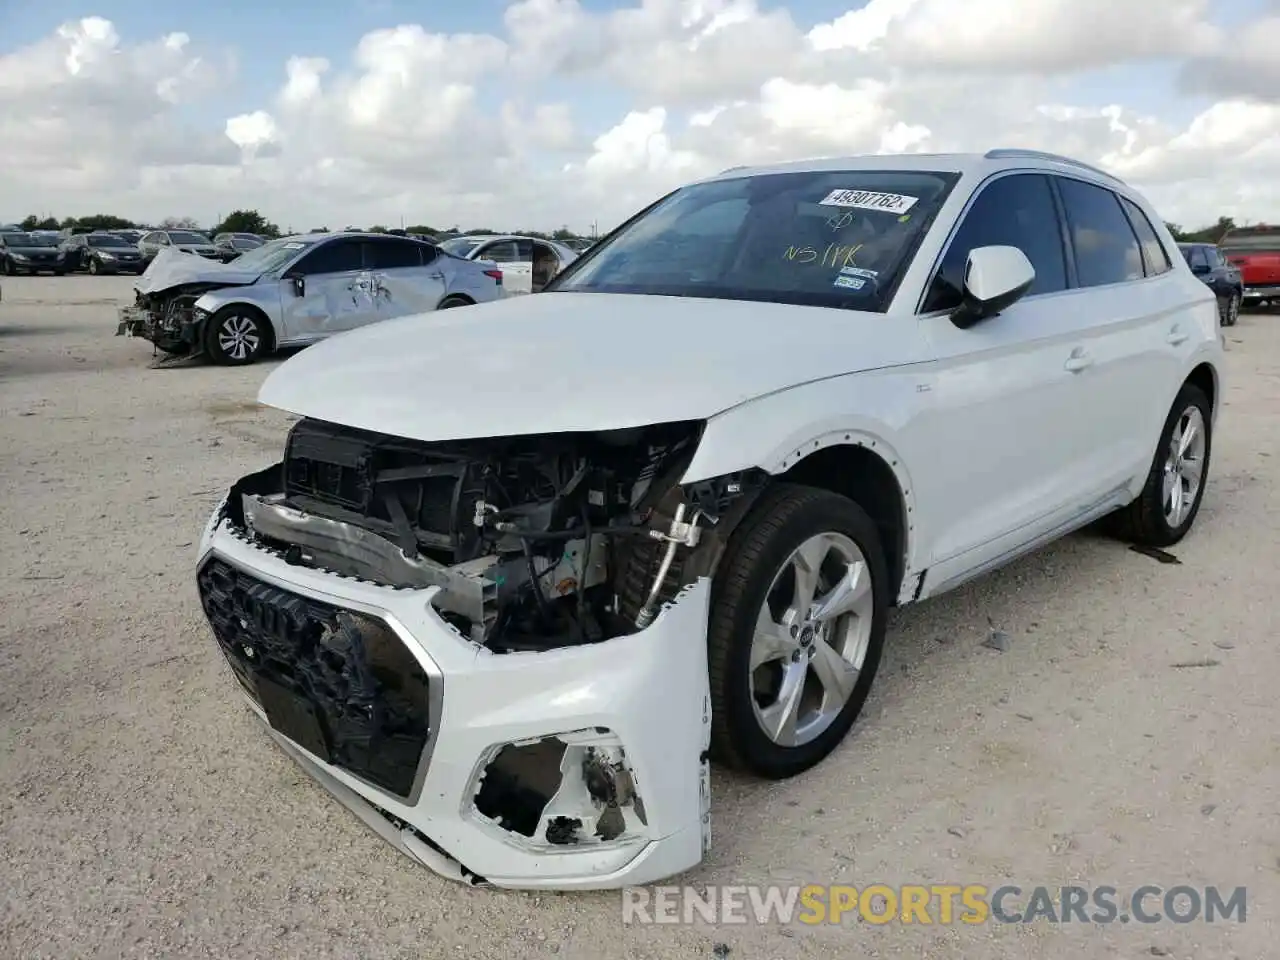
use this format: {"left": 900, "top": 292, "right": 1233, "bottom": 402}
{"left": 984, "top": 148, "right": 1124, "bottom": 184}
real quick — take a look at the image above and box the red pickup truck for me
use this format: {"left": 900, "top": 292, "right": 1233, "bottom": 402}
{"left": 1220, "top": 225, "right": 1280, "bottom": 310}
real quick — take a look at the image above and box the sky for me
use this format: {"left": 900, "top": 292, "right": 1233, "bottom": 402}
{"left": 1, "top": 0, "right": 1278, "bottom": 234}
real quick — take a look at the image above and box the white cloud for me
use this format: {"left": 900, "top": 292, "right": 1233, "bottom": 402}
{"left": 1179, "top": 14, "right": 1280, "bottom": 103}
{"left": 0, "top": 6, "right": 1277, "bottom": 232}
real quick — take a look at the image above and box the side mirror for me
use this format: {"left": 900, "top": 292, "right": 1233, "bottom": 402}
{"left": 950, "top": 245, "right": 1035, "bottom": 329}
{"left": 284, "top": 272, "right": 305, "bottom": 296}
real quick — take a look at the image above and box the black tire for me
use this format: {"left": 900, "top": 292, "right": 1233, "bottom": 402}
{"left": 1110, "top": 383, "right": 1212, "bottom": 548}
{"left": 1219, "top": 292, "right": 1240, "bottom": 327}
{"left": 1, "top": 258, "right": 11, "bottom": 276}
{"left": 203, "top": 307, "right": 270, "bottom": 365}
{"left": 707, "top": 483, "right": 889, "bottom": 779}
{"left": 438, "top": 296, "right": 473, "bottom": 309}
{"left": 53, "top": 269, "right": 65, "bottom": 276}
{"left": 88, "top": 258, "right": 99, "bottom": 275}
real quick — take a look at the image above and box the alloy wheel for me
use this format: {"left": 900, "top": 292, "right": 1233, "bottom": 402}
{"left": 1162, "top": 405, "right": 1206, "bottom": 528}
{"left": 216, "top": 315, "right": 261, "bottom": 361}
{"left": 749, "top": 531, "right": 875, "bottom": 747}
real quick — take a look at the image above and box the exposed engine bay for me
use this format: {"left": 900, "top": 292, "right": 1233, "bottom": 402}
{"left": 224, "top": 417, "right": 766, "bottom": 651}
{"left": 116, "top": 282, "right": 234, "bottom": 355}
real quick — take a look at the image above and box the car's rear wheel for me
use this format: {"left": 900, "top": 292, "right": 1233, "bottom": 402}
{"left": 1110, "top": 383, "right": 1212, "bottom": 547}
{"left": 204, "top": 307, "right": 269, "bottom": 365}
{"left": 438, "top": 295, "right": 473, "bottom": 309}
{"left": 1220, "top": 292, "right": 1240, "bottom": 327}
{"left": 707, "top": 484, "right": 889, "bottom": 780}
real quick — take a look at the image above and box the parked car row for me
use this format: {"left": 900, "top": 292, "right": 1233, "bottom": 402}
{"left": 0, "top": 228, "right": 268, "bottom": 276}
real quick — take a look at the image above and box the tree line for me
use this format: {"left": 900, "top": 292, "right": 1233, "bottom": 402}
{"left": 13, "top": 209, "right": 594, "bottom": 244}
{"left": 1163, "top": 217, "right": 1246, "bottom": 244}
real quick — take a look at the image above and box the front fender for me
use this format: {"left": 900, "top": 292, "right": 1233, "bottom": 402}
{"left": 680, "top": 375, "right": 920, "bottom": 491}
{"left": 678, "top": 375, "right": 925, "bottom": 585}
{"left": 194, "top": 285, "right": 283, "bottom": 339}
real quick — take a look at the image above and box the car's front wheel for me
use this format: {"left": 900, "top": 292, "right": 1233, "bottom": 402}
{"left": 204, "top": 307, "right": 270, "bottom": 365}
{"left": 707, "top": 484, "right": 889, "bottom": 780}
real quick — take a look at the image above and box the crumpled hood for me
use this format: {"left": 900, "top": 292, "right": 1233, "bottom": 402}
{"left": 258, "top": 292, "right": 901, "bottom": 442}
{"left": 134, "top": 247, "right": 261, "bottom": 294}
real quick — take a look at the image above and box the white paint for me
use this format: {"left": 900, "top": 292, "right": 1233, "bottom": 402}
{"left": 818, "top": 188, "right": 918, "bottom": 213}
{"left": 198, "top": 517, "right": 710, "bottom": 890}
{"left": 242, "top": 150, "right": 1224, "bottom": 889}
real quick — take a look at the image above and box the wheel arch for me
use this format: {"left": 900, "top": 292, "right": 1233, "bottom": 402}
{"left": 207, "top": 301, "right": 277, "bottom": 354}
{"left": 775, "top": 439, "right": 914, "bottom": 606}
{"left": 1185, "top": 361, "right": 1217, "bottom": 417}
{"left": 438, "top": 293, "right": 476, "bottom": 308}
{"left": 682, "top": 427, "right": 918, "bottom": 608}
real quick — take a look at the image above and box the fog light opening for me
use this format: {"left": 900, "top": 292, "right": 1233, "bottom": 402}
{"left": 471, "top": 729, "right": 647, "bottom": 848}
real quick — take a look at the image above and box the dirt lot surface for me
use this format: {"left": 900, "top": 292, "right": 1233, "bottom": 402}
{"left": 1, "top": 274, "right": 1277, "bottom": 960}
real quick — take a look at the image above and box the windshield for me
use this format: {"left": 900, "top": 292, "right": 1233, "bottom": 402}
{"left": 227, "top": 236, "right": 317, "bottom": 273}
{"left": 88, "top": 234, "right": 132, "bottom": 247}
{"left": 233, "top": 237, "right": 264, "bottom": 250}
{"left": 441, "top": 237, "right": 484, "bottom": 257}
{"left": 3, "top": 232, "right": 57, "bottom": 246}
{"left": 168, "top": 231, "right": 210, "bottom": 244}
{"left": 550, "top": 169, "right": 960, "bottom": 311}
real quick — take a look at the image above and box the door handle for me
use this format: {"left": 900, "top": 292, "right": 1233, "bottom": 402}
{"left": 1167, "top": 327, "right": 1189, "bottom": 345}
{"left": 1064, "top": 348, "right": 1092, "bottom": 373}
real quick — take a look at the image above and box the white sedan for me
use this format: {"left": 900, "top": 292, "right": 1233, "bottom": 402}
{"left": 439, "top": 235, "right": 579, "bottom": 295}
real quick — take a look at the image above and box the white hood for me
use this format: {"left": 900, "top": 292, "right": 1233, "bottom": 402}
{"left": 134, "top": 247, "right": 260, "bottom": 294}
{"left": 258, "top": 293, "right": 898, "bottom": 441}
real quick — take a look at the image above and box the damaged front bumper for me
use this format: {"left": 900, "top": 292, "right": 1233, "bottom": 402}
{"left": 116, "top": 303, "right": 208, "bottom": 351}
{"left": 196, "top": 497, "right": 712, "bottom": 890}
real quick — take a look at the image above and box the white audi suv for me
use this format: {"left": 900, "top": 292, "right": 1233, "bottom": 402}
{"left": 194, "top": 148, "right": 1223, "bottom": 890}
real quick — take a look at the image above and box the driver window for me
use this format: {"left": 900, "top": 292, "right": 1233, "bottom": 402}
{"left": 922, "top": 173, "right": 1068, "bottom": 313}
{"left": 292, "top": 238, "right": 364, "bottom": 275}
{"left": 157, "top": 234, "right": 170, "bottom": 245}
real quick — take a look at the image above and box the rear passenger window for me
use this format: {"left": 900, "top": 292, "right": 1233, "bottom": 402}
{"left": 364, "top": 239, "right": 423, "bottom": 269}
{"left": 1119, "top": 196, "right": 1171, "bottom": 276}
{"left": 1055, "top": 178, "right": 1144, "bottom": 287}
{"left": 481, "top": 241, "right": 521, "bottom": 263}
{"left": 923, "top": 173, "right": 1067, "bottom": 313}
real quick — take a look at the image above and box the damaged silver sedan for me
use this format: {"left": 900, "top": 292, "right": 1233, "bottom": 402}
{"left": 116, "top": 232, "right": 505, "bottom": 365}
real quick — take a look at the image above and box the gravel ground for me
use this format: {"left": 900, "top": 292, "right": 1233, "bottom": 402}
{"left": 1, "top": 274, "right": 1277, "bottom": 960}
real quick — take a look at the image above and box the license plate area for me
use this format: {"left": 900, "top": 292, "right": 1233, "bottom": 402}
{"left": 255, "top": 674, "right": 333, "bottom": 762}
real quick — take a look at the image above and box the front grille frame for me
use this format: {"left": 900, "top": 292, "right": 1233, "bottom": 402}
{"left": 197, "top": 553, "right": 445, "bottom": 806}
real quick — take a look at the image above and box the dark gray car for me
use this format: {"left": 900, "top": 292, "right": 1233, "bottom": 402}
{"left": 1, "top": 231, "right": 67, "bottom": 275}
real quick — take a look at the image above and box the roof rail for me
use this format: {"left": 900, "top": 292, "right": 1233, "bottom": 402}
{"left": 984, "top": 148, "right": 1123, "bottom": 184}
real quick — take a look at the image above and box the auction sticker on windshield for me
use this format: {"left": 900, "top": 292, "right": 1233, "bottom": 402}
{"left": 819, "top": 190, "right": 918, "bottom": 214}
